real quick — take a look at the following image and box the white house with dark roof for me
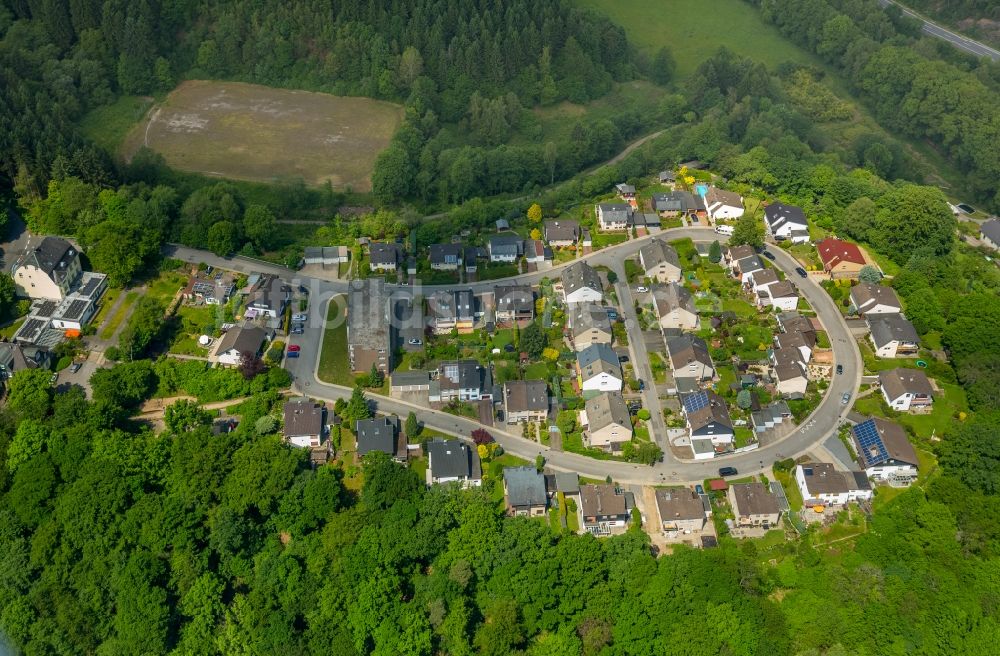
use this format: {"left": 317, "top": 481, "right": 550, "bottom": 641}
{"left": 503, "top": 380, "right": 549, "bottom": 424}
{"left": 427, "top": 439, "right": 481, "bottom": 487}
{"left": 851, "top": 417, "right": 918, "bottom": 486}
{"left": 879, "top": 368, "right": 934, "bottom": 412}
{"left": 488, "top": 234, "right": 523, "bottom": 262}
{"left": 577, "top": 343, "right": 623, "bottom": 392}
{"left": 212, "top": 325, "right": 270, "bottom": 366}
{"left": 849, "top": 283, "right": 902, "bottom": 316}
{"left": 368, "top": 242, "right": 402, "bottom": 272}
{"left": 561, "top": 261, "right": 604, "bottom": 304}
{"left": 283, "top": 398, "right": 326, "bottom": 448}
{"left": 980, "top": 219, "right": 1000, "bottom": 250}
{"left": 666, "top": 334, "right": 714, "bottom": 382}
{"left": 429, "top": 243, "right": 464, "bottom": 270}
{"left": 544, "top": 220, "right": 580, "bottom": 247}
{"left": 595, "top": 203, "right": 632, "bottom": 231}
{"left": 867, "top": 314, "right": 920, "bottom": 358}
{"left": 504, "top": 466, "right": 547, "bottom": 515}
{"left": 762, "top": 280, "right": 799, "bottom": 312}
{"left": 763, "top": 202, "right": 810, "bottom": 243}
{"left": 749, "top": 268, "right": 780, "bottom": 294}
{"left": 700, "top": 187, "right": 744, "bottom": 221}
{"left": 795, "top": 463, "right": 872, "bottom": 507}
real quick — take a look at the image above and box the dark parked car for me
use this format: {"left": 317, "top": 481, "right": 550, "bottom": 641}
{"left": 836, "top": 364, "right": 843, "bottom": 375}
{"left": 795, "top": 267, "right": 808, "bottom": 278}
{"left": 618, "top": 354, "right": 629, "bottom": 363}
{"left": 762, "top": 250, "right": 775, "bottom": 261}
{"left": 718, "top": 466, "right": 738, "bottom": 477}
{"left": 695, "top": 484, "right": 704, "bottom": 495}
{"left": 286, "top": 350, "right": 300, "bottom": 358}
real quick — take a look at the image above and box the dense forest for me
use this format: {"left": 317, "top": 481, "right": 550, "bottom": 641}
{"left": 748, "top": 0, "right": 1000, "bottom": 209}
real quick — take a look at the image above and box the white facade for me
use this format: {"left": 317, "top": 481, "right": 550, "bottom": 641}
{"left": 864, "top": 462, "right": 918, "bottom": 485}
{"left": 564, "top": 286, "right": 603, "bottom": 305}
{"left": 767, "top": 290, "right": 799, "bottom": 312}
{"left": 580, "top": 371, "right": 623, "bottom": 393}
{"left": 794, "top": 466, "right": 873, "bottom": 506}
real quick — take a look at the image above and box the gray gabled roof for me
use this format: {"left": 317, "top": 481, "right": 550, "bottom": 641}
{"left": 666, "top": 334, "right": 712, "bottom": 369}
{"left": 850, "top": 283, "right": 901, "bottom": 312}
{"left": 504, "top": 466, "right": 547, "bottom": 507}
{"left": 584, "top": 392, "right": 631, "bottom": 432}
{"left": 685, "top": 390, "right": 732, "bottom": 432}
{"left": 544, "top": 219, "right": 580, "bottom": 243}
{"left": 879, "top": 368, "right": 934, "bottom": 400}
{"left": 24, "top": 237, "right": 76, "bottom": 281}
{"left": 428, "top": 439, "right": 478, "bottom": 479}
{"left": 429, "top": 243, "right": 464, "bottom": 265}
{"left": 504, "top": 379, "right": 549, "bottom": 413}
{"left": 852, "top": 417, "right": 918, "bottom": 468}
{"left": 764, "top": 202, "right": 808, "bottom": 231}
{"left": 639, "top": 238, "right": 681, "bottom": 271}
{"left": 355, "top": 416, "right": 397, "bottom": 456}
{"left": 577, "top": 343, "right": 621, "bottom": 380}
{"left": 570, "top": 303, "right": 612, "bottom": 337}
{"left": 217, "top": 325, "right": 268, "bottom": 355}
{"left": 369, "top": 242, "right": 402, "bottom": 265}
{"left": 981, "top": 219, "right": 1000, "bottom": 243}
{"left": 867, "top": 314, "right": 920, "bottom": 348}
{"left": 489, "top": 234, "right": 523, "bottom": 255}
{"left": 562, "top": 261, "right": 603, "bottom": 297}
{"left": 653, "top": 282, "right": 697, "bottom": 318}
{"left": 284, "top": 399, "right": 324, "bottom": 437}
{"left": 597, "top": 203, "right": 633, "bottom": 224}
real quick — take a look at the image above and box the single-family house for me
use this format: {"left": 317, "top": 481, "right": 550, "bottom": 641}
{"left": 817, "top": 238, "right": 866, "bottom": 279}
{"left": 867, "top": 314, "right": 920, "bottom": 358}
{"left": 429, "top": 243, "right": 464, "bottom": 271}
{"left": 763, "top": 202, "right": 810, "bottom": 243}
{"left": 494, "top": 285, "right": 534, "bottom": 323}
{"left": 568, "top": 304, "right": 613, "bottom": 351}
{"left": 724, "top": 245, "right": 756, "bottom": 270}
{"left": 733, "top": 254, "right": 765, "bottom": 283}
{"left": 0, "top": 343, "right": 50, "bottom": 381}
{"left": 355, "top": 416, "right": 407, "bottom": 462}
{"left": 545, "top": 471, "right": 580, "bottom": 500}
{"left": 488, "top": 234, "right": 523, "bottom": 263}
{"left": 774, "top": 330, "right": 814, "bottom": 363}
{"left": 463, "top": 247, "right": 480, "bottom": 274}
{"left": 580, "top": 484, "right": 632, "bottom": 536}
{"left": 368, "top": 242, "right": 402, "bottom": 272}
{"left": 682, "top": 390, "right": 734, "bottom": 448}
{"left": 666, "top": 334, "right": 714, "bottom": 382}
{"left": 773, "top": 361, "right": 808, "bottom": 397}
{"left": 651, "top": 191, "right": 699, "bottom": 217}
{"left": 577, "top": 343, "right": 623, "bottom": 392}
{"left": 652, "top": 282, "right": 699, "bottom": 330}
{"left": 849, "top": 283, "right": 902, "bottom": 316}
{"left": 429, "top": 360, "right": 493, "bottom": 402}
{"left": 615, "top": 183, "right": 636, "bottom": 200}
{"left": 244, "top": 274, "right": 291, "bottom": 318}
{"left": 762, "top": 280, "right": 799, "bottom": 312}
{"left": 562, "top": 261, "right": 604, "bottom": 304}
{"left": 283, "top": 398, "right": 325, "bottom": 448}
{"left": 504, "top": 466, "right": 547, "bottom": 516}
{"left": 851, "top": 417, "right": 919, "bottom": 486}
{"left": 701, "top": 187, "right": 744, "bottom": 220}
{"left": 503, "top": 380, "right": 549, "bottom": 424}
{"left": 348, "top": 280, "right": 391, "bottom": 374}
{"left": 212, "top": 325, "right": 270, "bottom": 366}
{"left": 980, "top": 219, "right": 1000, "bottom": 250}
{"left": 581, "top": 391, "right": 632, "bottom": 451}
{"left": 427, "top": 289, "right": 475, "bottom": 334}
{"left": 751, "top": 400, "right": 792, "bottom": 432}
{"left": 795, "top": 463, "right": 873, "bottom": 507}
{"left": 728, "top": 482, "right": 781, "bottom": 528}
{"left": 638, "top": 238, "right": 682, "bottom": 282}
{"left": 655, "top": 488, "right": 708, "bottom": 534}
{"left": 776, "top": 312, "right": 816, "bottom": 338}
{"left": 427, "top": 439, "right": 482, "bottom": 487}
{"left": 658, "top": 170, "right": 676, "bottom": 184}
{"left": 879, "top": 368, "right": 934, "bottom": 411}
{"left": 544, "top": 219, "right": 580, "bottom": 247}
{"left": 595, "top": 203, "right": 633, "bottom": 231}
{"left": 749, "top": 268, "right": 780, "bottom": 294}
{"left": 13, "top": 236, "right": 82, "bottom": 300}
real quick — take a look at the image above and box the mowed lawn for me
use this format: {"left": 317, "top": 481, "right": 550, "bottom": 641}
{"left": 576, "top": 0, "right": 824, "bottom": 78}
{"left": 318, "top": 296, "right": 351, "bottom": 385}
{"left": 121, "top": 80, "right": 404, "bottom": 191}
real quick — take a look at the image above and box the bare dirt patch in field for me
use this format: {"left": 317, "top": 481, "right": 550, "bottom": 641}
{"left": 122, "top": 80, "right": 404, "bottom": 191}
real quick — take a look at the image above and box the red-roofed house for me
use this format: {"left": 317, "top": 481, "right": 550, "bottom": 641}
{"left": 817, "top": 238, "right": 867, "bottom": 280}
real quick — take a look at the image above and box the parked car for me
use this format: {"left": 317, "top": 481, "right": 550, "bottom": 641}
{"left": 636, "top": 286, "right": 649, "bottom": 293}
{"left": 408, "top": 338, "right": 422, "bottom": 346}
{"left": 718, "top": 466, "right": 738, "bottom": 477}
{"left": 841, "top": 392, "right": 851, "bottom": 404}
{"left": 695, "top": 484, "right": 705, "bottom": 495}
{"left": 762, "top": 250, "right": 775, "bottom": 261}
{"left": 69, "top": 362, "right": 82, "bottom": 374}
{"left": 292, "top": 313, "right": 308, "bottom": 322}
{"left": 291, "top": 327, "right": 304, "bottom": 335}
{"left": 637, "top": 379, "right": 645, "bottom": 391}
{"left": 795, "top": 267, "right": 808, "bottom": 278}
{"left": 286, "top": 350, "right": 299, "bottom": 358}
{"left": 836, "top": 364, "right": 843, "bottom": 375}
{"left": 606, "top": 309, "right": 619, "bottom": 321}
{"left": 288, "top": 344, "right": 301, "bottom": 352}
{"left": 618, "top": 354, "right": 629, "bottom": 363}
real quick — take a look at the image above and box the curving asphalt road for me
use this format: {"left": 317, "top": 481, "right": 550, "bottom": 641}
{"left": 877, "top": 0, "right": 1000, "bottom": 61}
{"left": 251, "top": 226, "right": 863, "bottom": 484}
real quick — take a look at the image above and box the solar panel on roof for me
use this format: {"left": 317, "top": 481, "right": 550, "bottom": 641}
{"left": 682, "top": 390, "right": 709, "bottom": 413}
{"left": 854, "top": 419, "right": 888, "bottom": 465}
{"left": 78, "top": 277, "right": 100, "bottom": 296}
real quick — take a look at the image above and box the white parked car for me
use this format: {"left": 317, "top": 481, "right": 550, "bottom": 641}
{"left": 636, "top": 286, "right": 649, "bottom": 293}
{"left": 292, "top": 313, "right": 308, "bottom": 322}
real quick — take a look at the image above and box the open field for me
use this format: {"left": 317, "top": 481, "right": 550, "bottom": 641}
{"left": 318, "top": 296, "right": 351, "bottom": 385}
{"left": 121, "top": 81, "right": 404, "bottom": 191}
{"left": 577, "top": 0, "right": 823, "bottom": 78}
{"left": 79, "top": 95, "right": 155, "bottom": 154}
